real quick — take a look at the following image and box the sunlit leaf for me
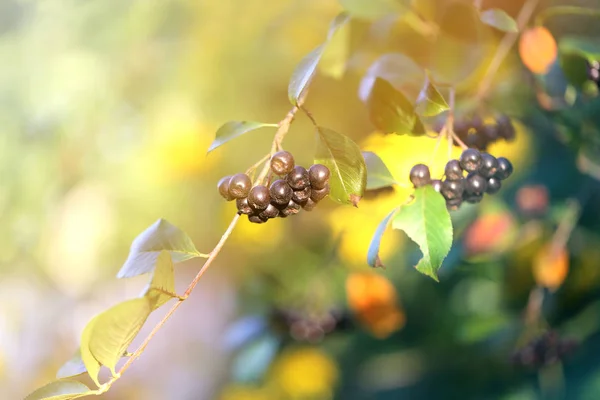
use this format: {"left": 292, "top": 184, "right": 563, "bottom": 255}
{"left": 80, "top": 318, "right": 102, "bottom": 387}
{"left": 415, "top": 83, "right": 449, "bottom": 117}
{"left": 339, "top": 0, "right": 407, "bottom": 19}
{"left": 288, "top": 13, "right": 349, "bottom": 105}
{"left": 88, "top": 298, "right": 152, "bottom": 376}
{"left": 366, "top": 77, "right": 416, "bottom": 134}
{"left": 315, "top": 126, "right": 367, "bottom": 205}
{"left": 359, "top": 53, "right": 425, "bottom": 104}
{"left": 319, "top": 15, "right": 351, "bottom": 79}
{"left": 392, "top": 186, "right": 452, "bottom": 281}
{"left": 411, "top": 115, "right": 427, "bottom": 136}
{"left": 56, "top": 350, "right": 87, "bottom": 379}
{"left": 519, "top": 26, "right": 557, "bottom": 75}
{"left": 367, "top": 209, "right": 397, "bottom": 268}
{"left": 480, "top": 9, "right": 518, "bottom": 32}
{"left": 207, "top": 121, "right": 277, "bottom": 153}
{"left": 24, "top": 379, "right": 92, "bottom": 400}
{"left": 142, "top": 250, "right": 177, "bottom": 310}
{"left": 117, "top": 219, "right": 201, "bottom": 278}
{"left": 362, "top": 151, "right": 396, "bottom": 190}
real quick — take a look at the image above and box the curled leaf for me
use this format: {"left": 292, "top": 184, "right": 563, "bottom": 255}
{"left": 367, "top": 209, "right": 397, "bottom": 268}
{"left": 56, "top": 350, "right": 87, "bottom": 379}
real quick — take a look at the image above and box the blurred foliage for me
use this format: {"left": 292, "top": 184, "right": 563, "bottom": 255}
{"left": 5, "top": 0, "right": 600, "bottom": 399}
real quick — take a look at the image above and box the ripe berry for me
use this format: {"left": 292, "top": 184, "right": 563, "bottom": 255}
{"left": 459, "top": 149, "right": 482, "bottom": 173}
{"left": 228, "top": 173, "right": 252, "bottom": 199}
{"left": 248, "top": 185, "right": 270, "bottom": 210}
{"left": 464, "top": 193, "right": 483, "bottom": 204}
{"left": 486, "top": 177, "right": 502, "bottom": 194}
{"left": 270, "top": 151, "right": 295, "bottom": 175}
{"left": 465, "top": 133, "right": 487, "bottom": 151}
{"left": 217, "top": 176, "right": 234, "bottom": 201}
{"left": 431, "top": 179, "right": 442, "bottom": 193}
{"left": 441, "top": 179, "right": 465, "bottom": 200}
{"left": 259, "top": 203, "right": 279, "bottom": 219}
{"left": 308, "top": 164, "right": 330, "bottom": 190}
{"left": 481, "top": 124, "right": 499, "bottom": 142}
{"left": 248, "top": 214, "right": 267, "bottom": 224}
{"left": 466, "top": 173, "right": 488, "bottom": 196}
{"left": 495, "top": 157, "right": 513, "bottom": 180}
{"left": 292, "top": 186, "right": 311, "bottom": 203}
{"left": 302, "top": 198, "right": 318, "bottom": 211}
{"left": 310, "top": 184, "right": 330, "bottom": 202}
{"left": 409, "top": 164, "right": 431, "bottom": 187}
{"left": 270, "top": 179, "right": 293, "bottom": 206}
{"left": 236, "top": 197, "right": 253, "bottom": 215}
{"left": 496, "top": 115, "right": 516, "bottom": 141}
{"left": 444, "top": 160, "right": 463, "bottom": 181}
{"left": 446, "top": 198, "right": 462, "bottom": 211}
{"left": 479, "top": 153, "right": 499, "bottom": 178}
{"left": 287, "top": 166, "right": 310, "bottom": 190}
{"left": 280, "top": 200, "right": 301, "bottom": 216}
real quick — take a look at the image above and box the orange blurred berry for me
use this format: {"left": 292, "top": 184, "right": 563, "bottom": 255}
{"left": 519, "top": 26, "right": 557, "bottom": 75}
{"left": 533, "top": 243, "right": 569, "bottom": 291}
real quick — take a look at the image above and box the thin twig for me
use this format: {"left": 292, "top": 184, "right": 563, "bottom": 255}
{"left": 446, "top": 87, "right": 456, "bottom": 159}
{"left": 475, "top": 0, "right": 541, "bottom": 101}
{"left": 451, "top": 132, "right": 469, "bottom": 150}
{"left": 246, "top": 153, "right": 270, "bottom": 179}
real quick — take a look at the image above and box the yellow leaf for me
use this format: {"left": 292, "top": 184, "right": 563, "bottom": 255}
{"left": 142, "top": 250, "right": 177, "bottom": 310}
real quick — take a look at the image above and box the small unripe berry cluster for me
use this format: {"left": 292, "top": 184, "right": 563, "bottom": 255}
{"left": 587, "top": 60, "right": 600, "bottom": 88}
{"left": 217, "top": 151, "right": 330, "bottom": 224}
{"left": 409, "top": 148, "right": 513, "bottom": 210}
{"left": 511, "top": 331, "right": 578, "bottom": 368}
{"left": 436, "top": 114, "right": 516, "bottom": 151}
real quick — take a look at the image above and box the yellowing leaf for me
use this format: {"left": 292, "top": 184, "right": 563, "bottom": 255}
{"left": 533, "top": 243, "right": 569, "bottom": 292}
{"left": 415, "top": 83, "right": 449, "bottom": 117}
{"left": 208, "top": 121, "right": 278, "bottom": 153}
{"left": 519, "top": 27, "right": 557, "bottom": 75}
{"left": 24, "top": 379, "right": 92, "bottom": 400}
{"left": 315, "top": 126, "right": 367, "bottom": 205}
{"left": 88, "top": 298, "right": 152, "bottom": 376}
{"left": 142, "top": 250, "right": 177, "bottom": 310}
{"left": 56, "top": 350, "right": 87, "bottom": 379}
{"left": 80, "top": 317, "right": 102, "bottom": 387}
{"left": 117, "top": 219, "right": 201, "bottom": 278}
{"left": 392, "top": 186, "right": 453, "bottom": 281}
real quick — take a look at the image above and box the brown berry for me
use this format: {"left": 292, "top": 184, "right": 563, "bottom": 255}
{"left": 236, "top": 198, "right": 253, "bottom": 215}
{"left": 310, "top": 184, "right": 330, "bottom": 202}
{"left": 270, "top": 179, "right": 293, "bottom": 206}
{"left": 308, "top": 164, "right": 330, "bottom": 190}
{"left": 228, "top": 173, "right": 252, "bottom": 199}
{"left": 286, "top": 166, "right": 310, "bottom": 190}
{"left": 248, "top": 185, "right": 270, "bottom": 210}
{"left": 292, "top": 186, "right": 311, "bottom": 203}
{"left": 259, "top": 203, "right": 279, "bottom": 219}
{"left": 302, "top": 198, "right": 318, "bottom": 211}
{"left": 218, "top": 176, "right": 234, "bottom": 201}
{"left": 280, "top": 200, "right": 301, "bottom": 216}
{"left": 270, "top": 151, "right": 295, "bottom": 175}
{"left": 248, "top": 214, "right": 267, "bottom": 224}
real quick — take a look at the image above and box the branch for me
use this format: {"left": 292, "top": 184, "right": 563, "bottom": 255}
{"left": 475, "top": 0, "right": 541, "bottom": 101}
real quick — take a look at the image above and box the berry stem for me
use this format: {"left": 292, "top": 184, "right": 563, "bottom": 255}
{"left": 475, "top": 0, "right": 541, "bottom": 101}
{"left": 446, "top": 87, "right": 457, "bottom": 158}
{"left": 451, "top": 131, "right": 469, "bottom": 151}
{"left": 246, "top": 153, "right": 270, "bottom": 179}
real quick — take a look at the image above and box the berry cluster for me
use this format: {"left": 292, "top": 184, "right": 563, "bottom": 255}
{"left": 270, "top": 308, "right": 352, "bottom": 343}
{"left": 217, "top": 151, "right": 330, "bottom": 223}
{"left": 409, "top": 148, "right": 513, "bottom": 210}
{"left": 436, "top": 115, "right": 516, "bottom": 151}
{"left": 587, "top": 60, "right": 600, "bottom": 88}
{"left": 511, "top": 331, "right": 578, "bottom": 368}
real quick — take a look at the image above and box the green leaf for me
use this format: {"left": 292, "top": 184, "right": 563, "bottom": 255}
{"left": 88, "top": 298, "right": 152, "bottom": 376}
{"left": 359, "top": 53, "right": 426, "bottom": 104}
{"left": 415, "top": 83, "right": 449, "bottom": 117}
{"left": 24, "top": 379, "right": 92, "bottom": 400}
{"left": 315, "top": 126, "right": 367, "bottom": 205}
{"left": 142, "top": 250, "right": 177, "bottom": 310}
{"left": 319, "top": 15, "right": 351, "bottom": 79}
{"left": 559, "top": 36, "right": 600, "bottom": 88}
{"left": 80, "top": 317, "right": 102, "bottom": 387}
{"left": 207, "top": 121, "right": 277, "bottom": 153}
{"left": 117, "top": 219, "right": 200, "bottom": 278}
{"left": 559, "top": 36, "right": 600, "bottom": 61}
{"left": 339, "top": 0, "right": 407, "bottom": 19}
{"left": 392, "top": 186, "right": 453, "bottom": 281}
{"left": 367, "top": 209, "right": 396, "bottom": 268}
{"left": 366, "top": 77, "right": 416, "bottom": 134}
{"left": 56, "top": 350, "right": 87, "bottom": 379}
{"left": 362, "top": 151, "right": 396, "bottom": 190}
{"left": 479, "top": 9, "right": 518, "bottom": 32}
{"left": 411, "top": 115, "right": 427, "bottom": 136}
{"left": 288, "top": 14, "right": 349, "bottom": 105}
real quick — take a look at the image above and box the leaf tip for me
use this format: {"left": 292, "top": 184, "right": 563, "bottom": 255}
{"left": 373, "top": 255, "right": 386, "bottom": 269}
{"left": 350, "top": 194, "right": 362, "bottom": 207}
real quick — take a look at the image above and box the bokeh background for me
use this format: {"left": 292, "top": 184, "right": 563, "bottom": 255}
{"left": 4, "top": 0, "right": 600, "bottom": 399}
